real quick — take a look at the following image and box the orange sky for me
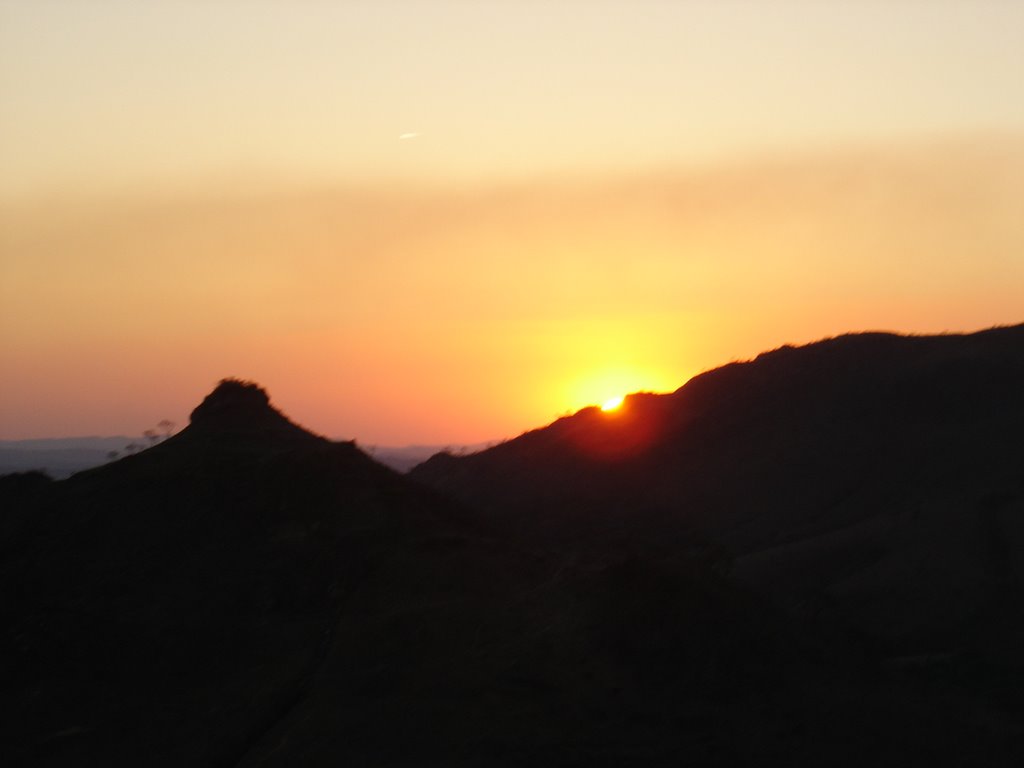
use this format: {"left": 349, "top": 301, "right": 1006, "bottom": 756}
{"left": 2, "top": 3, "right": 1023, "bottom": 444}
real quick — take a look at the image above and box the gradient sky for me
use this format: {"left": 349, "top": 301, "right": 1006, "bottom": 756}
{"left": 2, "top": 1, "right": 1023, "bottom": 444}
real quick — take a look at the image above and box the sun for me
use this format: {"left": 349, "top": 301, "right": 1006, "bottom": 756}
{"left": 601, "top": 395, "right": 625, "bottom": 412}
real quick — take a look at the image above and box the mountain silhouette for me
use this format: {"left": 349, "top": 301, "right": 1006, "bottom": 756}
{"left": 411, "top": 325, "right": 1024, "bottom": 663}
{"left": 4, "top": 350, "right": 1024, "bottom": 766}
{"left": 411, "top": 325, "right": 1024, "bottom": 679}
{"left": 1, "top": 380, "right": 506, "bottom": 765}
{"left": 0, "top": 380, "right": 794, "bottom": 766}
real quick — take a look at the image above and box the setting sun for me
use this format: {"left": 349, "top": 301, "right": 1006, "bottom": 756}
{"left": 1, "top": 3, "right": 1022, "bottom": 764}
{"left": 601, "top": 395, "right": 625, "bottom": 412}
{"left": 1, "top": 2, "right": 1022, "bottom": 449}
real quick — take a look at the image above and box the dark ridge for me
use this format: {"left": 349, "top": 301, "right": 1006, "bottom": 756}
{"left": 409, "top": 322, "right": 1024, "bottom": 663}
{"left": 0, "top": 468, "right": 53, "bottom": 492}
{"left": 189, "top": 378, "right": 271, "bottom": 425}
{"left": 186, "top": 378, "right": 318, "bottom": 440}
{"left": 5, "top": 327, "right": 1024, "bottom": 767}
{"left": 411, "top": 324, "right": 1024, "bottom": 540}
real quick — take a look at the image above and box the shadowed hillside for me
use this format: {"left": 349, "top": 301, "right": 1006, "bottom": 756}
{"left": 411, "top": 327, "right": 1024, "bottom": 675}
{"left": 4, "top": 360, "right": 1024, "bottom": 765}
{"left": 0, "top": 380, "right": 804, "bottom": 766}
{"left": 0, "top": 380, "right": 511, "bottom": 765}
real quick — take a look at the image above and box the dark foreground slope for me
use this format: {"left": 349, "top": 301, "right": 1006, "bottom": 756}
{"left": 0, "top": 381, "right": 795, "bottom": 766}
{"left": 412, "top": 327, "right": 1024, "bottom": 685}
{"left": 4, "top": 371, "right": 1024, "bottom": 766}
{"left": 0, "top": 381, "right": 503, "bottom": 765}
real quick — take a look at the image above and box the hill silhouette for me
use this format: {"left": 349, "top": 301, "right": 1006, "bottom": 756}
{"left": 411, "top": 325, "right": 1024, "bottom": 667}
{"left": 409, "top": 327, "right": 1024, "bottom": 638}
{"left": 4, "top": 352, "right": 1024, "bottom": 765}
{"left": 0, "top": 379, "right": 795, "bottom": 766}
{"left": 1, "top": 380, "right": 502, "bottom": 765}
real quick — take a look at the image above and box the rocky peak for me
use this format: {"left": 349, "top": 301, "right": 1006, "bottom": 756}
{"left": 188, "top": 379, "right": 314, "bottom": 439}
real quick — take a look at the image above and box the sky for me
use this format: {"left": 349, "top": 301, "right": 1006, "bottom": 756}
{"left": 2, "top": 1, "right": 1023, "bottom": 444}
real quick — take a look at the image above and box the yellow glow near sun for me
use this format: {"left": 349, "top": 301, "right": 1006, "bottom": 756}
{"left": 540, "top": 327, "right": 684, "bottom": 421}
{"left": 560, "top": 360, "right": 673, "bottom": 416}
{"left": 601, "top": 395, "right": 625, "bottom": 412}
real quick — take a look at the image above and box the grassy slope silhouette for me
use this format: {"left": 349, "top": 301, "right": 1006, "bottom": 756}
{"left": 3, "top": 325, "right": 1024, "bottom": 765}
